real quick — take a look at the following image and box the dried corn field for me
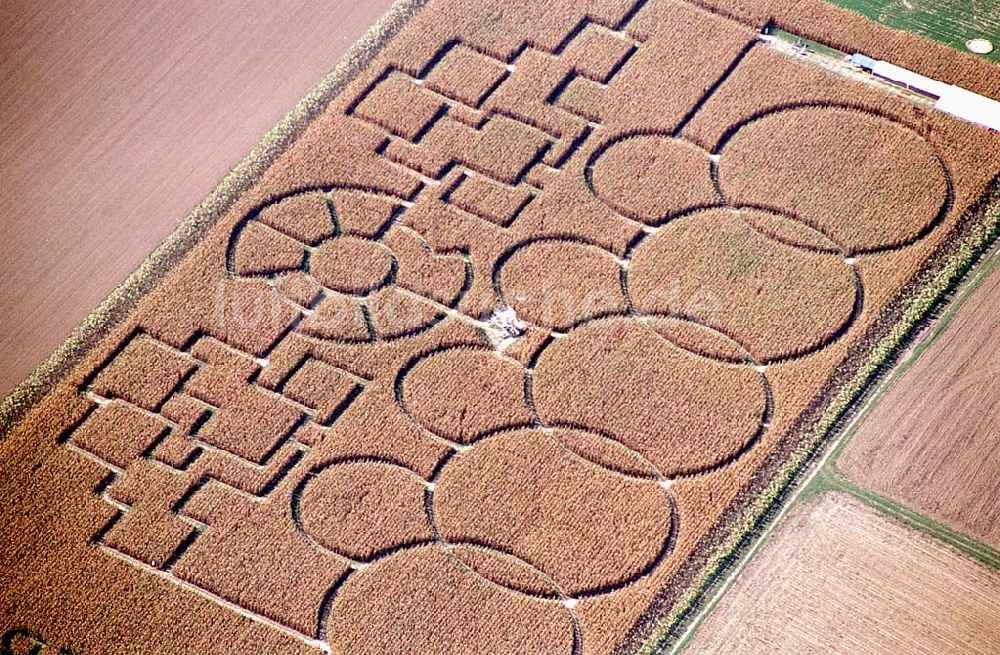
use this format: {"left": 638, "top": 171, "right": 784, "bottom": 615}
{"left": 1, "top": 0, "right": 999, "bottom": 654}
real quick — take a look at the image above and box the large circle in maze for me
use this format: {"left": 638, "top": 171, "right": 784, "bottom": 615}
{"left": 716, "top": 105, "right": 950, "bottom": 255}
{"left": 586, "top": 133, "right": 720, "bottom": 224}
{"left": 532, "top": 316, "right": 768, "bottom": 478}
{"left": 432, "top": 428, "right": 675, "bottom": 598}
{"left": 627, "top": 207, "right": 859, "bottom": 363}
{"left": 324, "top": 545, "right": 576, "bottom": 655}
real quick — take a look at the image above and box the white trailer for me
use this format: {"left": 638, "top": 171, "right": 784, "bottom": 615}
{"left": 850, "top": 53, "right": 1000, "bottom": 132}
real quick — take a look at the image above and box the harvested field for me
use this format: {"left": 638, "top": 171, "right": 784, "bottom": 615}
{"left": 1, "top": 0, "right": 1000, "bottom": 654}
{"left": 839, "top": 252, "right": 1000, "bottom": 549}
{"left": 684, "top": 492, "right": 1000, "bottom": 654}
{"left": 0, "top": 0, "right": 396, "bottom": 398}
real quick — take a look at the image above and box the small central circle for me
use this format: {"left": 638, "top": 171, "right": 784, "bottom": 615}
{"left": 309, "top": 236, "right": 397, "bottom": 295}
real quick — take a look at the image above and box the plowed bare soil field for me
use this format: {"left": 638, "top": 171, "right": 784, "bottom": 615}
{"left": 840, "top": 255, "right": 1000, "bottom": 549}
{"left": 0, "top": 0, "right": 394, "bottom": 398}
{"left": 684, "top": 492, "right": 1000, "bottom": 654}
{"left": 2, "top": 0, "right": 999, "bottom": 654}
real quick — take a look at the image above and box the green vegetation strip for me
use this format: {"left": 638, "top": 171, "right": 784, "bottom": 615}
{"left": 827, "top": 0, "right": 1000, "bottom": 62}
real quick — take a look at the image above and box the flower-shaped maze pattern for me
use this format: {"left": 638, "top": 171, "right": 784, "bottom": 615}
{"left": 228, "top": 186, "right": 471, "bottom": 343}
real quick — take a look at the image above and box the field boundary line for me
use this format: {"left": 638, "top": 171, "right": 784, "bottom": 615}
{"left": 806, "top": 467, "right": 1000, "bottom": 569}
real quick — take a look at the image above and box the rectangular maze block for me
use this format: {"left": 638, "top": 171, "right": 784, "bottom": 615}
{"left": 424, "top": 42, "right": 510, "bottom": 107}
{"left": 353, "top": 71, "right": 447, "bottom": 141}
{"left": 381, "top": 136, "right": 455, "bottom": 181}
{"left": 153, "top": 394, "right": 209, "bottom": 470}
{"left": 280, "top": 357, "right": 366, "bottom": 426}
{"left": 149, "top": 431, "right": 202, "bottom": 471}
{"left": 69, "top": 400, "right": 170, "bottom": 470}
{"left": 102, "top": 460, "right": 198, "bottom": 568}
{"left": 550, "top": 73, "right": 606, "bottom": 122}
{"left": 443, "top": 172, "right": 536, "bottom": 227}
{"left": 102, "top": 505, "right": 196, "bottom": 569}
{"left": 193, "top": 440, "right": 305, "bottom": 497}
{"left": 195, "top": 386, "right": 304, "bottom": 464}
{"left": 186, "top": 336, "right": 260, "bottom": 395}
{"left": 449, "top": 115, "right": 552, "bottom": 184}
{"left": 561, "top": 22, "right": 638, "bottom": 83}
{"left": 90, "top": 333, "right": 195, "bottom": 411}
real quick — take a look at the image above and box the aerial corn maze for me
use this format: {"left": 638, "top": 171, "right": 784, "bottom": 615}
{"left": 1, "top": 0, "right": 998, "bottom": 653}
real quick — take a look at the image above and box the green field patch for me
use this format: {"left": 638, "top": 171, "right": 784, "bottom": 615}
{"left": 830, "top": 0, "right": 1000, "bottom": 63}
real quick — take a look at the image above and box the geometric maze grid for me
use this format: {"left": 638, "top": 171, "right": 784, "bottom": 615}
{"left": 349, "top": 18, "right": 641, "bottom": 227}
{"left": 48, "top": 0, "right": 990, "bottom": 653}
{"left": 60, "top": 330, "right": 368, "bottom": 640}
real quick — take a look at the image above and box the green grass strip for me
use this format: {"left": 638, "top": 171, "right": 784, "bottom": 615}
{"left": 826, "top": 0, "right": 1000, "bottom": 63}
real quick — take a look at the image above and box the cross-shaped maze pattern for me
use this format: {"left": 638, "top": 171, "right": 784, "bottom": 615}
{"left": 55, "top": 15, "right": 658, "bottom": 646}
{"left": 348, "top": 19, "right": 642, "bottom": 227}
{"left": 61, "top": 331, "right": 368, "bottom": 581}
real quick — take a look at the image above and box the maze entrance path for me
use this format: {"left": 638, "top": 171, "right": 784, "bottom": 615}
{"left": 1, "top": 1, "right": 999, "bottom": 654}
